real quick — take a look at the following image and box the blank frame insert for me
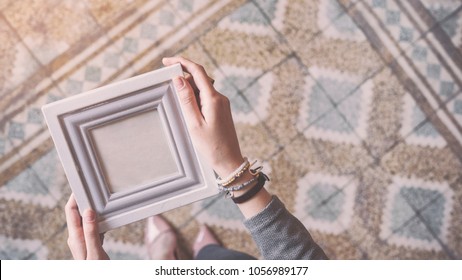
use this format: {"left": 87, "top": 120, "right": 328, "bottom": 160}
{"left": 42, "top": 64, "right": 217, "bottom": 232}
{"left": 90, "top": 109, "right": 178, "bottom": 194}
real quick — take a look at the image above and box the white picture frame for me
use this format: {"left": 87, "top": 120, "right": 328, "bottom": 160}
{"left": 42, "top": 64, "right": 218, "bottom": 232}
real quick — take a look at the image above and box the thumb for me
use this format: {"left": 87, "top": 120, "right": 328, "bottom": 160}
{"left": 173, "top": 76, "right": 203, "bottom": 128}
{"left": 82, "top": 209, "right": 104, "bottom": 259}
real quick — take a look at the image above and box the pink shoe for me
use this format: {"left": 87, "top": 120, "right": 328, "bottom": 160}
{"left": 193, "top": 225, "right": 220, "bottom": 258}
{"left": 145, "top": 215, "right": 178, "bottom": 260}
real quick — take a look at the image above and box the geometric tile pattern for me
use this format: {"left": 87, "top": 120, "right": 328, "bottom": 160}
{"left": 103, "top": 240, "right": 148, "bottom": 260}
{"left": 365, "top": 0, "right": 421, "bottom": 49}
{"left": 447, "top": 95, "right": 462, "bottom": 126}
{"left": 194, "top": 195, "right": 246, "bottom": 231}
{"left": 57, "top": 44, "right": 131, "bottom": 96}
{"left": 381, "top": 177, "right": 453, "bottom": 251}
{"left": 0, "top": 151, "right": 64, "bottom": 208}
{"left": 401, "top": 94, "right": 447, "bottom": 147}
{"left": 422, "top": 1, "right": 462, "bottom": 46}
{"left": 350, "top": 0, "right": 462, "bottom": 157}
{"left": 406, "top": 39, "right": 460, "bottom": 103}
{"left": 319, "top": 0, "right": 365, "bottom": 41}
{"left": 220, "top": 1, "right": 277, "bottom": 36}
{"left": 298, "top": 68, "right": 373, "bottom": 144}
{"left": 253, "top": 0, "right": 288, "bottom": 32}
{"left": 0, "top": 235, "right": 48, "bottom": 259}
{"left": 213, "top": 66, "right": 273, "bottom": 125}
{"left": 0, "top": 88, "right": 62, "bottom": 159}
{"left": 295, "top": 173, "right": 357, "bottom": 235}
{"left": 1, "top": 0, "right": 462, "bottom": 259}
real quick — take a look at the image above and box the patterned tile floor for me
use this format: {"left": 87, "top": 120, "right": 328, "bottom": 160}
{"left": 1, "top": 0, "right": 461, "bottom": 259}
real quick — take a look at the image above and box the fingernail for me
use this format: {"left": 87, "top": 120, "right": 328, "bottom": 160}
{"left": 173, "top": 76, "right": 185, "bottom": 90}
{"left": 84, "top": 209, "right": 96, "bottom": 223}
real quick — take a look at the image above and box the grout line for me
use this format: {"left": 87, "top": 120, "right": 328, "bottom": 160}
{"left": 372, "top": 89, "right": 462, "bottom": 164}
{"left": 3, "top": 136, "right": 52, "bottom": 193}
{"left": 351, "top": 1, "right": 462, "bottom": 160}
{"left": 195, "top": 1, "right": 377, "bottom": 153}
{"left": 250, "top": 0, "right": 295, "bottom": 52}
{"left": 252, "top": 0, "right": 362, "bottom": 58}
{"left": 315, "top": 177, "right": 356, "bottom": 209}
{"left": 414, "top": 211, "right": 458, "bottom": 259}
{"left": 197, "top": 31, "right": 294, "bottom": 146}
{"left": 292, "top": 46, "right": 388, "bottom": 162}
{"left": 400, "top": 193, "right": 457, "bottom": 259}
{"left": 0, "top": 13, "right": 49, "bottom": 77}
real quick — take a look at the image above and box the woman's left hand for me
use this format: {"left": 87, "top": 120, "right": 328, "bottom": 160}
{"left": 65, "top": 194, "right": 109, "bottom": 260}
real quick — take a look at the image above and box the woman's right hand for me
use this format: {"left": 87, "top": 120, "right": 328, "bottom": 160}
{"left": 162, "top": 57, "right": 245, "bottom": 179}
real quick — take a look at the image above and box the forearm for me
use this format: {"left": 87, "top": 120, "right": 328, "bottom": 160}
{"left": 221, "top": 167, "right": 327, "bottom": 259}
{"left": 244, "top": 196, "right": 328, "bottom": 260}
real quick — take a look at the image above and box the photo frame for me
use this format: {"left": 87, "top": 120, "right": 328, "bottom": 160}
{"left": 42, "top": 64, "right": 218, "bottom": 232}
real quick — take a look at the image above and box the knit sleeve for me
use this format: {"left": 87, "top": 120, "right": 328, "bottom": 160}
{"left": 243, "top": 196, "right": 328, "bottom": 260}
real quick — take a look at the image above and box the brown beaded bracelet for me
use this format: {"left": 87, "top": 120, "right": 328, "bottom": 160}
{"left": 231, "top": 172, "right": 269, "bottom": 204}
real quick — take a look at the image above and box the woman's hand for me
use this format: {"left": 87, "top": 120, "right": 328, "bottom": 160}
{"left": 163, "top": 57, "right": 272, "bottom": 219}
{"left": 162, "top": 57, "right": 245, "bottom": 178}
{"left": 65, "top": 194, "right": 109, "bottom": 260}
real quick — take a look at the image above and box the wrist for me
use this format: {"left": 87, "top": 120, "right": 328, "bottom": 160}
{"left": 214, "top": 158, "right": 272, "bottom": 219}
{"left": 227, "top": 171, "right": 256, "bottom": 196}
{"left": 213, "top": 155, "right": 245, "bottom": 179}
{"left": 235, "top": 187, "right": 272, "bottom": 219}
{"left": 231, "top": 172, "right": 269, "bottom": 203}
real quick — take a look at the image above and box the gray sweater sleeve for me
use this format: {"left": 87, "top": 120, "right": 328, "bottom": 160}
{"left": 243, "top": 196, "right": 328, "bottom": 260}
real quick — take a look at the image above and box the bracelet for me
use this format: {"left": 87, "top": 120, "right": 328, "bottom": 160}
{"left": 232, "top": 172, "right": 269, "bottom": 204}
{"left": 219, "top": 173, "right": 259, "bottom": 198}
{"left": 216, "top": 158, "right": 252, "bottom": 186}
{"left": 218, "top": 167, "right": 262, "bottom": 192}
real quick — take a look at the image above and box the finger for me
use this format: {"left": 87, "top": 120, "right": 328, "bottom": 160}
{"left": 82, "top": 209, "right": 104, "bottom": 259}
{"left": 185, "top": 72, "right": 215, "bottom": 93}
{"left": 65, "top": 194, "right": 86, "bottom": 259}
{"left": 173, "top": 76, "right": 204, "bottom": 129}
{"left": 65, "top": 194, "right": 82, "bottom": 236}
{"left": 185, "top": 72, "right": 199, "bottom": 95}
{"left": 100, "top": 233, "right": 105, "bottom": 245}
{"left": 163, "top": 57, "right": 215, "bottom": 97}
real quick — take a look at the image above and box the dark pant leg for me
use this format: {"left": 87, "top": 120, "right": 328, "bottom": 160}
{"left": 195, "top": 244, "right": 257, "bottom": 260}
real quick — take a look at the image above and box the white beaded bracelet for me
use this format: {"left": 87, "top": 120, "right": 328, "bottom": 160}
{"left": 218, "top": 173, "right": 259, "bottom": 193}
{"left": 216, "top": 157, "right": 250, "bottom": 186}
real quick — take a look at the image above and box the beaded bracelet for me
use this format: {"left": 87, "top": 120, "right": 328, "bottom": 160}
{"left": 232, "top": 172, "right": 270, "bottom": 204}
{"left": 219, "top": 173, "right": 259, "bottom": 198}
{"left": 216, "top": 157, "right": 253, "bottom": 186}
